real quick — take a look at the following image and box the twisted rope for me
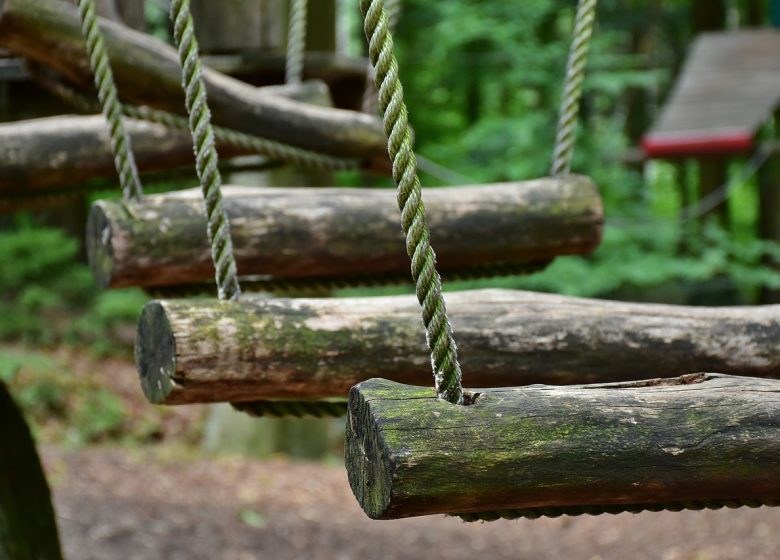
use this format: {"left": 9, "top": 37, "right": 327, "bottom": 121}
{"left": 286, "top": 0, "right": 308, "bottom": 85}
{"left": 27, "top": 64, "right": 358, "bottom": 172}
{"left": 75, "top": 0, "right": 143, "bottom": 202}
{"left": 360, "top": 0, "right": 463, "bottom": 404}
{"left": 170, "top": 0, "right": 241, "bottom": 301}
{"left": 456, "top": 498, "right": 780, "bottom": 522}
{"left": 126, "top": 105, "right": 359, "bottom": 171}
{"left": 550, "top": 0, "right": 598, "bottom": 178}
{"left": 361, "top": 0, "right": 402, "bottom": 114}
{"left": 233, "top": 400, "right": 347, "bottom": 419}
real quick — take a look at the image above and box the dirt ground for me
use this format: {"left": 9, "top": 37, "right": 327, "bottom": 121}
{"left": 43, "top": 446, "right": 779, "bottom": 560}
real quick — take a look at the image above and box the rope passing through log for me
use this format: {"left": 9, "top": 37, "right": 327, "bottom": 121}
{"left": 346, "top": 375, "right": 780, "bottom": 520}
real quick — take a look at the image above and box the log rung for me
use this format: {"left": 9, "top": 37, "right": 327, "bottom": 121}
{"left": 134, "top": 289, "right": 780, "bottom": 406}
{"left": 345, "top": 375, "right": 780, "bottom": 520}
{"left": 89, "top": 176, "right": 603, "bottom": 290}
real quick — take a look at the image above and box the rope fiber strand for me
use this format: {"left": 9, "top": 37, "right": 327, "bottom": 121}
{"left": 550, "top": 0, "right": 598, "bottom": 178}
{"left": 286, "top": 0, "right": 308, "bottom": 85}
{"left": 75, "top": 0, "right": 143, "bottom": 202}
{"left": 360, "top": 0, "right": 463, "bottom": 405}
{"left": 169, "top": 0, "right": 241, "bottom": 302}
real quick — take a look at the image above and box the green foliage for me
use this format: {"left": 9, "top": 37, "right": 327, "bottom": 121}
{"left": 0, "top": 348, "right": 126, "bottom": 444}
{"left": 0, "top": 225, "right": 146, "bottom": 351}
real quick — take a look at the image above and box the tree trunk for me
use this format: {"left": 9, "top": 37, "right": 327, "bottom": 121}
{"left": 135, "top": 289, "right": 780, "bottom": 405}
{"left": 87, "top": 176, "right": 603, "bottom": 289}
{"left": 0, "top": 0, "right": 387, "bottom": 161}
{"left": 346, "top": 374, "right": 780, "bottom": 519}
{"left": 0, "top": 382, "right": 63, "bottom": 559}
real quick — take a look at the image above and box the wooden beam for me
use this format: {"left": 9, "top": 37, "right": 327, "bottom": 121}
{"left": 89, "top": 176, "right": 603, "bottom": 289}
{"left": 346, "top": 374, "right": 780, "bottom": 520}
{"left": 135, "top": 288, "right": 780, "bottom": 405}
{"left": 0, "top": 0, "right": 387, "bottom": 161}
{"left": 0, "top": 80, "right": 333, "bottom": 193}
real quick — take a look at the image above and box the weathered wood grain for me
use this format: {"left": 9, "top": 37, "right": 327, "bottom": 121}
{"left": 0, "top": 0, "right": 386, "bottom": 160}
{"left": 89, "top": 176, "right": 602, "bottom": 289}
{"left": 0, "top": 78, "right": 333, "bottom": 193}
{"left": 346, "top": 374, "right": 780, "bottom": 519}
{"left": 134, "top": 289, "right": 780, "bottom": 405}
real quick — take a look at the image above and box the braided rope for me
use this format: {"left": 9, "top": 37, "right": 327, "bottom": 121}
{"left": 145, "top": 260, "right": 550, "bottom": 298}
{"left": 286, "top": 0, "right": 308, "bottom": 85}
{"left": 456, "top": 498, "right": 780, "bottom": 522}
{"left": 360, "top": 0, "right": 463, "bottom": 404}
{"left": 126, "top": 105, "right": 359, "bottom": 171}
{"left": 75, "top": 0, "right": 143, "bottom": 202}
{"left": 27, "top": 65, "right": 358, "bottom": 172}
{"left": 361, "top": 0, "right": 402, "bottom": 114}
{"left": 170, "top": 0, "right": 241, "bottom": 301}
{"left": 233, "top": 400, "right": 347, "bottom": 419}
{"left": 550, "top": 0, "right": 598, "bottom": 178}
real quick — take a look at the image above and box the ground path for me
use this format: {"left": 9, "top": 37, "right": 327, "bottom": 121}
{"left": 44, "top": 446, "right": 779, "bottom": 560}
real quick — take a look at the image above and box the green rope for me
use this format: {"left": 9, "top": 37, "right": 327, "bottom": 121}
{"left": 286, "top": 0, "right": 308, "bottom": 85}
{"left": 27, "top": 64, "right": 358, "bottom": 172}
{"left": 456, "top": 498, "right": 780, "bottom": 522}
{"left": 550, "top": 0, "right": 598, "bottom": 178}
{"left": 170, "top": 0, "right": 241, "bottom": 302}
{"left": 126, "top": 105, "right": 359, "bottom": 171}
{"left": 360, "top": 0, "right": 463, "bottom": 405}
{"left": 233, "top": 400, "right": 347, "bottom": 419}
{"left": 75, "top": 0, "right": 143, "bottom": 202}
{"left": 362, "top": 0, "right": 402, "bottom": 113}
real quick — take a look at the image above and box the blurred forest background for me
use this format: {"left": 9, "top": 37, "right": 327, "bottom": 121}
{"left": 3, "top": 0, "right": 780, "bottom": 448}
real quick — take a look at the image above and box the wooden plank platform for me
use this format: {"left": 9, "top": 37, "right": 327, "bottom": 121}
{"left": 643, "top": 30, "right": 780, "bottom": 157}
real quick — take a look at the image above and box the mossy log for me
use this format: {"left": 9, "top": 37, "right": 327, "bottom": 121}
{"left": 135, "top": 288, "right": 780, "bottom": 405}
{"left": 0, "top": 0, "right": 386, "bottom": 160}
{"left": 0, "top": 79, "right": 332, "bottom": 193}
{"left": 0, "top": 382, "right": 63, "bottom": 559}
{"left": 346, "top": 374, "right": 780, "bottom": 519}
{"left": 88, "top": 175, "right": 603, "bottom": 289}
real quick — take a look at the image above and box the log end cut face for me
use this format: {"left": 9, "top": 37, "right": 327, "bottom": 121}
{"left": 345, "top": 381, "right": 396, "bottom": 520}
{"left": 135, "top": 301, "right": 177, "bottom": 404}
{"left": 86, "top": 201, "right": 117, "bottom": 289}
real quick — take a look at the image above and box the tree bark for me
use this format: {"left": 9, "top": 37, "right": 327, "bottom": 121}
{"left": 0, "top": 0, "right": 387, "bottom": 161}
{"left": 135, "top": 289, "right": 780, "bottom": 405}
{"left": 0, "top": 79, "right": 333, "bottom": 194}
{"left": 0, "top": 382, "right": 63, "bottom": 559}
{"left": 346, "top": 374, "right": 780, "bottom": 519}
{"left": 88, "top": 176, "right": 603, "bottom": 289}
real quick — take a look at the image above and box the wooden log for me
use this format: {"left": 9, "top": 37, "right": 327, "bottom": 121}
{"left": 345, "top": 374, "right": 780, "bottom": 519}
{"left": 0, "top": 79, "right": 333, "bottom": 193}
{"left": 88, "top": 175, "right": 603, "bottom": 289}
{"left": 0, "top": 0, "right": 387, "bottom": 160}
{"left": 135, "top": 288, "right": 780, "bottom": 405}
{"left": 0, "top": 382, "right": 63, "bottom": 559}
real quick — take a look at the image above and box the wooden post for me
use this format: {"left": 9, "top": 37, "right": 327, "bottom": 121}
{"left": 0, "top": 382, "right": 63, "bottom": 559}
{"left": 345, "top": 375, "right": 780, "bottom": 519}
{"left": 134, "top": 289, "right": 780, "bottom": 405}
{"left": 87, "top": 177, "right": 604, "bottom": 289}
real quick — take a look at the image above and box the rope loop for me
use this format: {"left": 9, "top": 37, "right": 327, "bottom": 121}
{"left": 75, "top": 0, "right": 143, "bottom": 202}
{"left": 169, "top": 0, "right": 241, "bottom": 301}
{"left": 550, "top": 0, "right": 598, "bottom": 178}
{"left": 360, "top": 0, "right": 463, "bottom": 404}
